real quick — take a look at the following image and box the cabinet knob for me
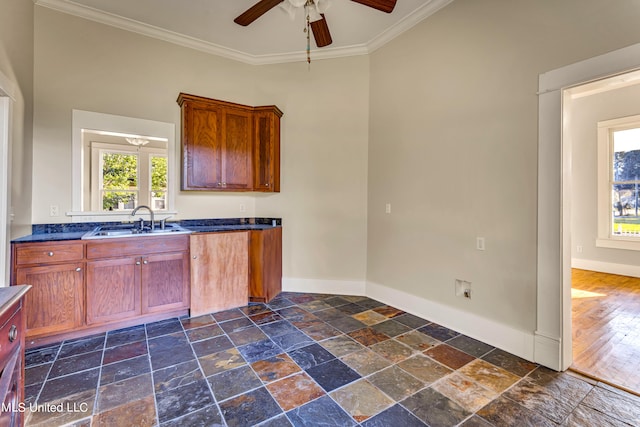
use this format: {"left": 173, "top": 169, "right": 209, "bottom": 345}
{"left": 192, "top": 255, "right": 197, "bottom": 259}
{"left": 75, "top": 267, "right": 82, "bottom": 272}
{"left": 265, "top": 183, "right": 269, "bottom": 187}
{"left": 8, "top": 325, "right": 17, "bottom": 342}
{"left": 136, "top": 261, "right": 141, "bottom": 265}
{"left": 143, "top": 260, "right": 148, "bottom": 265}
{"left": 47, "top": 252, "right": 54, "bottom": 257}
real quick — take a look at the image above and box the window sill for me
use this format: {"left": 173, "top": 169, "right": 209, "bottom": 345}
{"left": 596, "top": 237, "right": 640, "bottom": 251}
{"left": 66, "top": 211, "right": 177, "bottom": 223}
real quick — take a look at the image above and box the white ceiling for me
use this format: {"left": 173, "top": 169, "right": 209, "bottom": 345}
{"left": 35, "top": 0, "right": 453, "bottom": 65}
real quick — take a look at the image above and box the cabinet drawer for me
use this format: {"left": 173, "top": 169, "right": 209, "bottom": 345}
{"left": 86, "top": 235, "right": 189, "bottom": 259}
{"left": 14, "top": 242, "right": 84, "bottom": 265}
{"left": 0, "top": 304, "right": 22, "bottom": 366}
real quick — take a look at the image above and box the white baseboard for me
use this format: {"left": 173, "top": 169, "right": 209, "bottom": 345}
{"left": 282, "top": 277, "right": 366, "bottom": 296}
{"left": 366, "top": 281, "right": 536, "bottom": 363}
{"left": 571, "top": 258, "right": 640, "bottom": 278}
{"left": 282, "top": 277, "right": 541, "bottom": 366}
{"left": 533, "top": 332, "right": 562, "bottom": 371}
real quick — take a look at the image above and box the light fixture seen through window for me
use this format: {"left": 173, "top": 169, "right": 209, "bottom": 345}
{"left": 125, "top": 137, "right": 150, "bottom": 146}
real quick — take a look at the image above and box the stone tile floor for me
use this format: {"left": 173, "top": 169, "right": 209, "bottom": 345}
{"left": 23, "top": 292, "right": 640, "bottom": 426}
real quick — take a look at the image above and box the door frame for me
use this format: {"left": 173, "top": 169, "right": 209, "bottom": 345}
{"left": 0, "top": 70, "right": 17, "bottom": 286}
{"left": 536, "top": 43, "right": 640, "bottom": 370}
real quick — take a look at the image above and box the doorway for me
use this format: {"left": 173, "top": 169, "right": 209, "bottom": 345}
{"left": 0, "top": 95, "right": 10, "bottom": 285}
{"left": 536, "top": 42, "right": 640, "bottom": 373}
{"left": 564, "top": 72, "right": 640, "bottom": 394}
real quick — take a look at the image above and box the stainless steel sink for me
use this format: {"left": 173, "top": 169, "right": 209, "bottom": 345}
{"left": 82, "top": 223, "right": 192, "bottom": 239}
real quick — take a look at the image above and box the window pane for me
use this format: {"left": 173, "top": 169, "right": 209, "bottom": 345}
{"left": 151, "top": 156, "right": 168, "bottom": 210}
{"left": 102, "top": 191, "right": 137, "bottom": 211}
{"left": 102, "top": 152, "right": 138, "bottom": 211}
{"left": 611, "top": 128, "right": 640, "bottom": 236}
{"left": 612, "top": 128, "right": 640, "bottom": 182}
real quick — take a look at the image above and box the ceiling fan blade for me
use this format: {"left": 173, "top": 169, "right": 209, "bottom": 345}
{"left": 310, "top": 15, "right": 333, "bottom": 48}
{"left": 350, "top": 0, "right": 397, "bottom": 13}
{"left": 234, "top": 0, "right": 284, "bottom": 26}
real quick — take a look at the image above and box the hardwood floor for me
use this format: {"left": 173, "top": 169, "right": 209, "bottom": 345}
{"left": 571, "top": 268, "right": 640, "bottom": 395}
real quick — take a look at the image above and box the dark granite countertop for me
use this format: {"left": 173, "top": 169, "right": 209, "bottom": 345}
{"left": 0, "top": 285, "right": 31, "bottom": 314}
{"left": 12, "top": 218, "right": 282, "bottom": 243}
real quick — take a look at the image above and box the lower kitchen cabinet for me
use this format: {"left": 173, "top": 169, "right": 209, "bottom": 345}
{"left": 86, "top": 256, "right": 141, "bottom": 325}
{"left": 190, "top": 231, "right": 249, "bottom": 316}
{"left": 14, "top": 262, "right": 84, "bottom": 338}
{"left": 249, "top": 227, "right": 282, "bottom": 303}
{"left": 86, "top": 236, "right": 190, "bottom": 325}
{"left": 142, "top": 252, "right": 190, "bottom": 314}
{"left": 12, "top": 241, "right": 85, "bottom": 338}
{"left": 12, "top": 235, "right": 189, "bottom": 346}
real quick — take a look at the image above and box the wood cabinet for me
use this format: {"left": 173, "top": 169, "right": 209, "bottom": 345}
{"left": 0, "top": 286, "right": 30, "bottom": 427}
{"left": 12, "top": 241, "right": 84, "bottom": 338}
{"left": 142, "top": 252, "right": 190, "bottom": 314}
{"left": 249, "top": 227, "right": 282, "bottom": 303}
{"left": 12, "top": 235, "right": 189, "bottom": 346}
{"left": 86, "top": 235, "right": 189, "bottom": 324}
{"left": 86, "top": 256, "right": 140, "bottom": 325}
{"left": 190, "top": 232, "right": 249, "bottom": 316}
{"left": 177, "top": 93, "right": 282, "bottom": 192}
{"left": 253, "top": 107, "right": 282, "bottom": 192}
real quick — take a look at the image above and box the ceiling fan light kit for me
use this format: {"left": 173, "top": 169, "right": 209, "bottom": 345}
{"left": 234, "top": 0, "right": 397, "bottom": 63}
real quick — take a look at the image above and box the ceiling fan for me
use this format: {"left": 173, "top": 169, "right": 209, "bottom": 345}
{"left": 234, "top": 0, "right": 397, "bottom": 49}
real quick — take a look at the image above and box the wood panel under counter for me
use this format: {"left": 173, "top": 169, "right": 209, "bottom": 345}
{"left": 189, "top": 226, "right": 282, "bottom": 315}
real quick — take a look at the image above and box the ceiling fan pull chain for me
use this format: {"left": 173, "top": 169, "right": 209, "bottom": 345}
{"left": 306, "top": 12, "right": 311, "bottom": 66}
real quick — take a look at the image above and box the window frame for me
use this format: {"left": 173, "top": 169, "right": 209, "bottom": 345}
{"left": 90, "top": 142, "right": 167, "bottom": 212}
{"left": 596, "top": 114, "right": 640, "bottom": 251}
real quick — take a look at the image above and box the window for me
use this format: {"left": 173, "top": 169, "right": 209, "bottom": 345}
{"left": 71, "top": 109, "right": 176, "bottom": 220}
{"left": 597, "top": 115, "right": 640, "bottom": 250}
{"left": 90, "top": 142, "right": 168, "bottom": 212}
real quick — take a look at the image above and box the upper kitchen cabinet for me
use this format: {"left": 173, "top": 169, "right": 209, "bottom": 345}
{"left": 253, "top": 107, "right": 283, "bottom": 192}
{"left": 177, "top": 93, "right": 282, "bottom": 192}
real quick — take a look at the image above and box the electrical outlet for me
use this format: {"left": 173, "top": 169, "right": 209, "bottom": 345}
{"left": 49, "top": 205, "right": 59, "bottom": 217}
{"left": 576, "top": 245, "right": 583, "bottom": 253}
{"left": 239, "top": 203, "right": 246, "bottom": 213}
{"left": 385, "top": 203, "right": 391, "bottom": 214}
{"left": 455, "top": 279, "right": 471, "bottom": 298}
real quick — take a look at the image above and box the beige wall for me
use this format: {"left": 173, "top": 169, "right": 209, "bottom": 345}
{"left": 24, "top": 0, "right": 640, "bottom": 352}
{"left": 0, "top": 0, "right": 34, "bottom": 240}
{"left": 367, "top": 0, "right": 640, "bottom": 334}
{"left": 570, "top": 83, "right": 640, "bottom": 268}
{"left": 32, "top": 7, "right": 369, "bottom": 282}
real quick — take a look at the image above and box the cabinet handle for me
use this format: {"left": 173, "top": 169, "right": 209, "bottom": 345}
{"left": 265, "top": 183, "right": 269, "bottom": 187}
{"left": 75, "top": 267, "right": 82, "bottom": 272}
{"left": 47, "top": 252, "right": 54, "bottom": 257}
{"left": 143, "top": 260, "right": 148, "bottom": 265}
{"left": 136, "top": 261, "right": 141, "bottom": 265}
{"left": 8, "top": 325, "right": 17, "bottom": 342}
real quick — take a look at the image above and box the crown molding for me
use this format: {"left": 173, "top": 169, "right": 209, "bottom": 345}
{"left": 35, "top": 0, "right": 447, "bottom": 65}
{"left": 368, "top": 0, "right": 454, "bottom": 53}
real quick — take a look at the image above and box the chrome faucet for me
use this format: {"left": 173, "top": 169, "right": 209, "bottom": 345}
{"left": 131, "top": 205, "right": 155, "bottom": 231}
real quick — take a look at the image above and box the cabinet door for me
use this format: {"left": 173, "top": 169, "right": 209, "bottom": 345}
{"left": 253, "top": 109, "right": 281, "bottom": 192}
{"left": 221, "top": 109, "right": 252, "bottom": 189}
{"left": 141, "top": 251, "right": 189, "bottom": 314}
{"left": 86, "top": 257, "right": 141, "bottom": 325}
{"left": 182, "top": 101, "right": 222, "bottom": 189}
{"left": 190, "top": 232, "right": 249, "bottom": 316}
{"left": 15, "top": 263, "right": 84, "bottom": 337}
{"left": 249, "top": 227, "right": 282, "bottom": 303}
